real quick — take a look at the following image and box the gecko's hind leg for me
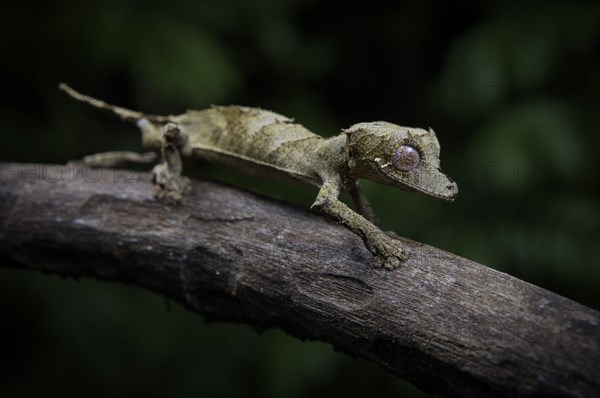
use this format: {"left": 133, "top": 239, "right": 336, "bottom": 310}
{"left": 152, "top": 123, "right": 190, "bottom": 200}
{"left": 81, "top": 151, "right": 158, "bottom": 168}
{"left": 349, "top": 181, "right": 380, "bottom": 227}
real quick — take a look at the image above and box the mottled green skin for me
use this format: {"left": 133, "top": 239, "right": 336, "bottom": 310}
{"left": 59, "top": 83, "right": 458, "bottom": 269}
{"left": 172, "top": 106, "right": 328, "bottom": 187}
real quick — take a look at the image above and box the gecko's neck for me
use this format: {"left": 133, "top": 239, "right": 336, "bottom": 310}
{"left": 314, "top": 133, "right": 350, "bottom": 180}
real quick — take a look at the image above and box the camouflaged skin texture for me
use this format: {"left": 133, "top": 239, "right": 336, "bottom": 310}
{"left": 59, "top": 83, "right": 458, "bottom": 269}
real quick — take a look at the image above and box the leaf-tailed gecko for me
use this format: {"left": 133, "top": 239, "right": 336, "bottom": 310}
{"left": 59, "top": 83, "right": 458, "bottom": 269}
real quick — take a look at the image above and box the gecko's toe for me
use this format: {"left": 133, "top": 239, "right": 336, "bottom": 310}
{"left": 369, "top": 256, "right": 384, "bottom": 268}
{"left": 399, "top": 248, "right": 409, "bottom": 261}
{"left": 368, "top": 236, "right": 409, "bottom": 270}
{"left": 369, "top": 254, "right": 404, "bottom": 269}
{"left": 383, "top": 256, "right": 401, "bottom": 270}
{"left": 152, "top": 162, "right": 190, "bottom": 201}
{"left": 153, "top": 186, "right": 186, "bottom": 203}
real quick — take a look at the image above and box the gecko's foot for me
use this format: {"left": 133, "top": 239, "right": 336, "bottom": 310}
{"left": 152, "top": 163, "right": 190, "bottom": 202}
{"left": 368, "top": 235, "right": 409, "bottom": 269}
{"left": 153, "top": 186, "right": 188, "bottom": 202}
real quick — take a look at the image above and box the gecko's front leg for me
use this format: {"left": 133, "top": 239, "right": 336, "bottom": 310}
{"left": 312, "top": 178, "right": 408, "bottom": 269}
{"left": 152, "top": 123, "right": 190, "bottom": 200}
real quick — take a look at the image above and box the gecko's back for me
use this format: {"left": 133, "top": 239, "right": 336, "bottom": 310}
{"left": 176, "top": 106, "right": 324, "bottom": 186}
{"left": 58, "top": 83, "right": 328, "bottom": 187}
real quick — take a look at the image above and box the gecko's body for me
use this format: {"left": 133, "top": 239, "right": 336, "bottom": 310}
{"left": 59, "top": 83, "right": 458, "bottom": 269}
{"left": 170, "top": 106, "right": 326, "bottom": 187}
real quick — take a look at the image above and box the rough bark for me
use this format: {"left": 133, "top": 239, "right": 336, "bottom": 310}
{"left": 0, "top": 162, "right": 598, "bottom": 398}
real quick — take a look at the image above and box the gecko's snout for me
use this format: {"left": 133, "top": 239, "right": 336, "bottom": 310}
{"left": 443, "top": 180, "right": 459, "bottom": 202}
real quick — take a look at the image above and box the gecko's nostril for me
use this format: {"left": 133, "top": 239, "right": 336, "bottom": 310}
{"left": 446, "top": 181, "right": 458, "bottom": 193}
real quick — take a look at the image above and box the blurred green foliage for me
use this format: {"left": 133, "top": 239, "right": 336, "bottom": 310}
{"left": 0, "top": 1, "right": 598, "bottom": 397}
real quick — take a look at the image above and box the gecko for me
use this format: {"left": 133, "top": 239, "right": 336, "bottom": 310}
{"left": 59, "top": 83, "right": 458, "bottom": 269}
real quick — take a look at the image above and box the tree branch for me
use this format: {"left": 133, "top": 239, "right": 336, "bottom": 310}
{"left": 0, "top": 162, "right": 598, "bottom": 398}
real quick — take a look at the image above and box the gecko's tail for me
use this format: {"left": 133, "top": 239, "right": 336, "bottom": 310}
{"left": 58, "top": 83, "right": 174, "bottom": 123}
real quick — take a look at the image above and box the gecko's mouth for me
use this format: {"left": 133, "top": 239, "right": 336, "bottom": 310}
{"left": 403, "top": 180, "right": 458, "bottom": 202}
{"left": 379, "top": 166, "right": 458, "bottom": 202}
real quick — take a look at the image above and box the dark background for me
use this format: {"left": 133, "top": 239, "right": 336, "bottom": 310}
{"left": 1, "top": 1, "right": 598, "bottom": 397}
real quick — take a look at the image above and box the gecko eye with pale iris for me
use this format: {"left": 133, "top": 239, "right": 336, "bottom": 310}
{"left": 392, "top": 145, "right": 420, "bottom": 171}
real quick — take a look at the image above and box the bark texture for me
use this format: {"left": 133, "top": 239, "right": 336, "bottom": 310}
{"left": 0, "top": 162, "right": 598, "bottom": 398}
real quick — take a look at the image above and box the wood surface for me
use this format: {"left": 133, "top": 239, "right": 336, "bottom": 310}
{"left": 0, "top": 162, "right": 598, "bottom": 397}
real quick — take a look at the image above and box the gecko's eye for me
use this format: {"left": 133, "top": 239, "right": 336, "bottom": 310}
{"left": 392, "top": 145, "right": 420, "bottom": 171}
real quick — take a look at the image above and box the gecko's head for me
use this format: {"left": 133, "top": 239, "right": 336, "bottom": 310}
{"left": 343, "top": 122, "right": 458, "bottom": 201}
